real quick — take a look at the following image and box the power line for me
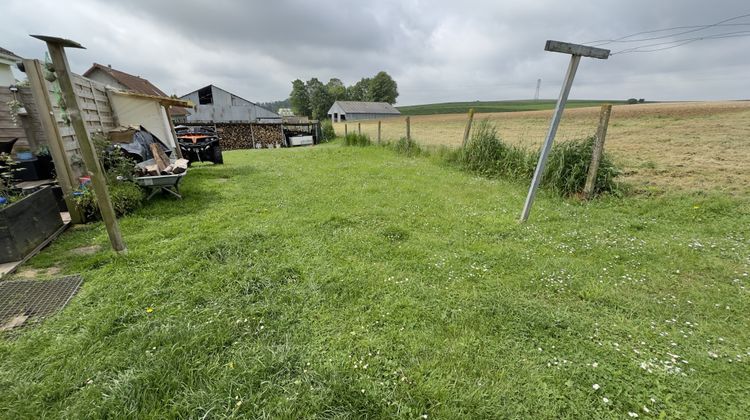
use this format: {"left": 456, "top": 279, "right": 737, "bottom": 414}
{"left": 610, "top": 30, "right": 750, "bottom": 55}
{"left": 585, "top": 12, "right": 750, "bottom": 46}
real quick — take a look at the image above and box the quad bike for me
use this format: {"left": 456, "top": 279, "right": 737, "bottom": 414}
{"left": 174, "top": 125, "right": 224, "bottom": 164}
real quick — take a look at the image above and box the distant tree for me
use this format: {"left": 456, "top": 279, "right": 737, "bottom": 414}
{"left": 290, "top": 79, "right": 311, "bottom": 117}
{"left": 326, "top": 78, "right": 347, "bottom": 101}
{"left": 626, "top": 98, "right": 639, "bottom": 105}
{"left": 306, "top": 78, "right": 332, "bottom": 120}
{"left": 347, "top": 77, "right": 371, "bottom": 102}
{"left": 638, "top": 98, "right": 645, "bottom": 103}
{"left": 369, "top": 71, "right": 398, "bottom": 104}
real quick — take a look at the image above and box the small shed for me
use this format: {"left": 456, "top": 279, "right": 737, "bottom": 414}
{"left": 106, "top": 89, "right": 192, "bottom": 149}
{"left": 179, "top": 85, "right": 279, "bottom": 123}
{"left": 327, "top": 101, "right": 400, "bottom": 122}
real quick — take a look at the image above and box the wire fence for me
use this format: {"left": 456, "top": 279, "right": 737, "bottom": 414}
{"left": 333, "top": 110, "right": 601, "bottom": 151}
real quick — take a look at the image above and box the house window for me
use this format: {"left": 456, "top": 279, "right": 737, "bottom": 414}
{"left": 198, "top": 86, "right": 213, "bottom": 105}
{"left": 340, "top": 114, "right": 346, "bottom": 121}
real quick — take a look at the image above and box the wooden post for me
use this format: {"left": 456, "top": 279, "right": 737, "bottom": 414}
{"left": 164, "top": 105, "right": 184, "bottom": 159}
{"left": 462, "top": 108, "right": 475, "bottom": 147}
{"left": 406, "top": 117, "right": 411, "bottom": 141}
{"left": 583, "top": 104, "right": 612, "bottom": 199}
{"left": 377, "top": 120, "right": 381, "bottom": 144}
{"left": 35, "top": 35, "right": 126, "bottom": 252}
{"left": 344, "top": 124, "right": 348, "bottom": 136}
{"left": 23, "top": 58, "right": 83, "bottom": 224}
{"left": 520, "top": 40, "right": 610, "bottom": 222}
{"left": 358, "top": 122, "right": 361, "bottom": 135}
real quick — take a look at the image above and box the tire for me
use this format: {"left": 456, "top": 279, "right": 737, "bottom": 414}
{"left": 212, "top": 144, "right": 224, "bottom": 164}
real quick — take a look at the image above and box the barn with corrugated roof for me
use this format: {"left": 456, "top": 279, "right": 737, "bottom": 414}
{"left": 327, "top": 101, "right": 400, "bottom": 122}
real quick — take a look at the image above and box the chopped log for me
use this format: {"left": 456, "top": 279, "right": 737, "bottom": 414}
{"left": 150, "top": 143, "right": 170, "bottom": 172}
{"left": 172, "top": 159, "right": 189, "bottom": 174}
{"left": 145, "top": 164, "right": 159, "bottom": 176}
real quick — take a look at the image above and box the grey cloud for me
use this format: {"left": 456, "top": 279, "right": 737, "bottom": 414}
{"left": 1, "top": 0, "right": 748, "bottom": 104}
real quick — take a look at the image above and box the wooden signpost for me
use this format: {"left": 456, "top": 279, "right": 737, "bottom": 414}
{"left": 31, "top": 35, "right": 126, "bottom": 252}
{"left": 519, "top": 40, "right": 610, "bottom": 222}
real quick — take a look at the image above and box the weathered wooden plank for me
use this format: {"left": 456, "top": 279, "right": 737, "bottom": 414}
{"left": 545, "top": 40, "right": 610, "bottom": 59}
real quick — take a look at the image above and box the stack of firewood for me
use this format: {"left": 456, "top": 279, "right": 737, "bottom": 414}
{"left": 136, "top": 144, "right": 189, "bottom": 176}
{"left": 215, "top": 123, "right": 285, "bottom": 150}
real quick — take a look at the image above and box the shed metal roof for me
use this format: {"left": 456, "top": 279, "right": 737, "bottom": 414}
{"left": 332, "top": 101, "right": 400, "bottom": 114}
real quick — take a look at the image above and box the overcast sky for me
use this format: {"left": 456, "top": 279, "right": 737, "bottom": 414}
{"left": 2, "top": 0, "right": 748, "bottom": 105}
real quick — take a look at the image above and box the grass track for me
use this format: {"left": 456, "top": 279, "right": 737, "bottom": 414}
{"left": 1, "top": 144, "right": 749, "bottom": 418}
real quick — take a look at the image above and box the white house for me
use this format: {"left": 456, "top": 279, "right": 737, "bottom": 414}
{"left": 179, "top": 85, "right": 279, "bottom": 123}
{"left": 0, "top": 47, "right": 21, "bottom": 87}
{"left": 327, "top": 101, "right": 400, "bottom": 122}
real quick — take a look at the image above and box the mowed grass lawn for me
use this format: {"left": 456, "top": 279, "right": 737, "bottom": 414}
{"left": 1, "top": 144, "right": 749, "bottom": 418}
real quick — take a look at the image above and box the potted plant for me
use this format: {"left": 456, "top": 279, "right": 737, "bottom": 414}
{"left": 0, "top": 153, "right": 63, "bottom": 263}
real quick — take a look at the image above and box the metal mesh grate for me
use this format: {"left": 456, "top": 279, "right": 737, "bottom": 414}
{"left": 0, "top": 275, "right": 83, "bottom": 329}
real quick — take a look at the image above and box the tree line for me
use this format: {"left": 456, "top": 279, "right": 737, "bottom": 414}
{"left": 290, "top": 71, "right": 398, "bottom": 119}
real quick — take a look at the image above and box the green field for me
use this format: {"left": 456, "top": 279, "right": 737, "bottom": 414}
{"left": 1, "top": 144, "right": 749, "bottom": 418}
{"left": 397, "top": 100, "right": 629, "bottom": 115}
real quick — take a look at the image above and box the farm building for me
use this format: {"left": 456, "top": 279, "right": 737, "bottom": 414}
{"left": 83, "top": 63, "right": 188, "bottom": 122}
{"left": 179, "top": 85, "right": 279, "bottom": 123}
{"left": 327, "top": 101, "right": 400, "bottom": 122}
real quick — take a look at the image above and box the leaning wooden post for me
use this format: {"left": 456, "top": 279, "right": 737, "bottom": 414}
{"left": 583, "top": 104, "right": 612, "bottom": 199}
{"left": 406, "top": 116, "right": 411, "bottom": 141}
{"left": 520, "top": 40, "right": 610, "bottom": 222}
{"left": 358, "top": 122, "right": 361, "bottom": 135}
{"left": 462, "top": 108, "right": 475, "bottom": 147}
{"left": 23, "top": 58, "right": 83, "bottom": 224}
{"left": 33, "top": 35, "right": 126, "bottom": 252}
{"left": 164, "top": 105, "right": 184, "bottom": 159}
{"left": 377, "top": 120, "right": 382, "bottom": 144}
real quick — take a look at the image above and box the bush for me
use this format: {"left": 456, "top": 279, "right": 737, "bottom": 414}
{"left": 461, "top": 120, "right": 533, "bottom": 178}
{"left": 388, "top": 137, "right": 424, "bottom": 157}
{"left": 542, "top": 136, "right": 620, "bottom": 195}
{"left": 320, "top": 119, "right": 336, "bottom": 143}
{"left": 74, "top": 180, "right": 144, "bottom": 221}
{"left": 457, "top": 120, "right": 620, "bottom": 197}
{"left": 342, "top": 132, "right": 371, "bottom": 147}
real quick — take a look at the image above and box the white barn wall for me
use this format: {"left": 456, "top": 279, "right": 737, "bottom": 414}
{"left": 109, "top": 94, "right": 176, "bottom": 148}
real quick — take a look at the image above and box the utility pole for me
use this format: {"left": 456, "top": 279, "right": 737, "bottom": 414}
{"left": 534, "top": 78, "right": 541, "bottom": 101}
{"left": 32, "top": 35, "right": 126, "bottom": 252}
{"left": 520, "top": 41, "right": 610, "bottom": 223}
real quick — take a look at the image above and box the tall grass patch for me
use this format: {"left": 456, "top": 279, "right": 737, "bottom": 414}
{"left": 459, "top": 120, "right": 621, "bottom": 196}
{"left": 387, "top": 137, "right": 425, "bottom": 157}
{"left": 342, "top": 132, "right": 372, "bottom": 147}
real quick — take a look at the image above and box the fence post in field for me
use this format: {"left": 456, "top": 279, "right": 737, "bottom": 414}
{"left": 583, "top": 104, "right": 613, "bottom": 199}
{"left": 358, "top": 122, "right": 361, "bottom": 135}
{"left": 462, "top": 108, "right": 475, "bottom": 147}
{"left": 34, "top": 35, "right": 126, "bottom": 252}
{"left": 406, "top": 117, "right": 411, "bottom": 141}
{"left": 344, "top": 124, "right": 348, "bottom": 137}
{"left": 377, "top": 120, "right": 381, "bottom": 144}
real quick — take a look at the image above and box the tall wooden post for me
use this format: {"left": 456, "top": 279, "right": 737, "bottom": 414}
{"left": 520, "top": 40, "right": 610, "bottom": 222}
{"left": 462, "top": 108, "right": 475, "bottom": 147}
{"left": 344, "top": 124, "right": 347, "bottom": 137}
{"left": 358, "top": 122, "right": 361, "bottom": 135}
{"left": 33, "top": 35, "right": 126, "bottom": 252}
{"left": 406, "top": 117, "right": 411, "bottom": 141}
{"left": 377, "top": 121, "right": 381, "bottom": 144}
{"left": 164, "top": 105, "right": 184, "bottom": 159}
{"left": 23, "top": 58, "right": 83, "bottom": 224}
{"left": 583, "top": 104, "right": 612, "bottom": 199}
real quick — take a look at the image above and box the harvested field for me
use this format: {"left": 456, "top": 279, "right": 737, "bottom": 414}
{"left": 335, "top": 101, "right": 750, "bottom": 195}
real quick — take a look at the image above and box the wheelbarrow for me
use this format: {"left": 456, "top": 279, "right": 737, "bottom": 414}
{"left": 134, "top": 172, "right": 187, "bottom": 200}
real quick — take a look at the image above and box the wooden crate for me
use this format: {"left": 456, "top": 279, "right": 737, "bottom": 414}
{"left": 0, "top": 187, "right": 63, "bottom": 263}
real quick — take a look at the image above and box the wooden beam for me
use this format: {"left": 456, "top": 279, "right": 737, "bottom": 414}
{"left": 23, "top": 58, "right": 83, "bottom": 224}
{"left": 544, "top": 40, "right": 610, "bottom": 59}
{"left": 41, "top": 38, "right": 126, "bottom": 252}
{"left": 462, "top": 108, "right": 475, "bottom": 147}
